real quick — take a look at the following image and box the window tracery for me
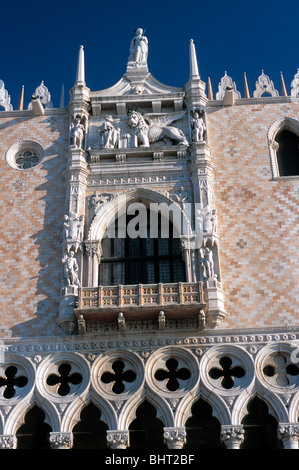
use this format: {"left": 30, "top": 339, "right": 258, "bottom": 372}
{"left": 5, "top": 140, "right": 44, "bottom": 171}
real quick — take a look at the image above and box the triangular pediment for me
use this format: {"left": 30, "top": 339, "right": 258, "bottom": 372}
{"left": 90, "top": 72, "right": 184, "bottom": 98}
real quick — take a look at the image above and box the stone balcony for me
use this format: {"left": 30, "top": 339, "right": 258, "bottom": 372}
{"left": 74, "top": 282, "right": 206, "bottom": 325}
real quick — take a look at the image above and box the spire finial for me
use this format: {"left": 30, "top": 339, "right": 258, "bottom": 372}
{"left": 280, "top": 71, "right": 287, "bottom": 96}
{"left": 76, "top": 45, "right": 85, "bottom": 84}
{"left": 244, "top": 72, "right": 250, "bottom": 98}
{"left": 208, "top": 77, "right": 213, "bottom": 100}
{"left": 189, "top": 39, "right": 200, "bottom": 78}
{"left": 19, "top": 85, "right": 24, "bottom": 110}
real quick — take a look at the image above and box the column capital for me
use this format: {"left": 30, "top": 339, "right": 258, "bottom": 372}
{"left": 106, "top": 430, "right": 130, "bottom": 449}
{"left": 49, "top": 432, "right": 73, "bottom": 449}
{"left": 0, "top": 435, "right": 17, "bottom": 449}
{"left": 220, "top": 425, "right": 245, "bottom": 449}
{"left": 163, "top": 427, "right": 186, "bottom": 449}
{"left": 278, "top": 423, "right": 299, "bottom": 449}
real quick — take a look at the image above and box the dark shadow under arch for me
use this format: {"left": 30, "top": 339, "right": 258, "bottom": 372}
{"left": 129, "top": 400, "right": 166, "bottom": 449}
{"left": 275, "top": 128, "right": 299, "bottom": 176}
{"left": 72, "top": 403, "right": 108, "bottom": 449}
{"left": 241, "top": 396, "right": 283, "bottom": 449}
{"left": 185, "top": 398, "right": 224, "bottom": 449}
{"left": 16, "top": 405, "right": 52, "bottom": 449}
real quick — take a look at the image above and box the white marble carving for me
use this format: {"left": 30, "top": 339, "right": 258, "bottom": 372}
{"left": 253, "top": 71, "right": 279, "bottom": 98}
{"left": 190, "top": 110, "right": 206, "bottom": 142}
{"left": 202, "top": 247, "right": 215, "bottom": 279}
{"left": 62, "top": 251, "right": 80, "bottom": 287}
{"left": 64, "top": 211, "right": 84, "bottom": 252}
{"left": 0, "top": 80, "right": 13, "bottom": 111}
{"left": 70, "top": 115, "right": 86, "bottom": 149}
{"left": 216, "top": 72, "right": 241, "bottom": 100}
{"left": 99, "top": 115, "right": 119, "bottom": 148}
{"left": 128, "top": 28, "right": 148, "bottom": 69}
{"left": 290, "top": 69, "right": 299, "bottom": 97}
{"left": 203, "top": 207, "right": 217, "bottom": 233}
{"left": 127, "top": 109, "right": 188, "bottom": 147}
{"left": 29, "top": 81, "right": 53, "bottom": 108}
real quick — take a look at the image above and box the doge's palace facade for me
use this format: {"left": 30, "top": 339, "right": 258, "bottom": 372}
{"left": 0, "top": 29, "right": 298, "bottom": 449}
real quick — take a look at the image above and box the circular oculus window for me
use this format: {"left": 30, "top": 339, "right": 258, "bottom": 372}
{"left": 5, "top": 140, "right": 44, "bottom": 170}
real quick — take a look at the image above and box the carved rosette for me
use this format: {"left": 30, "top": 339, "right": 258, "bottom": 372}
{"left": 163, "top": 427, "right": 187, "bottom": 449}
{"left": 106, "top": 430, "right": 130, "bottom": 449}
{"left": 220, "top": 425, "right": 245, "bottom": 449}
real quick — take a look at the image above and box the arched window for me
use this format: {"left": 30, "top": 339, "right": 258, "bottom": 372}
{"left": 99, "top": 208, "right": 185, "bottom": 286}
{"left": 275, "top": 128, "right": 299, "bottom": 177}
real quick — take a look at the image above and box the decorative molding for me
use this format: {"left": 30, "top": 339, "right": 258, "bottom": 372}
{"left": 253, "top": 71, "right": 279, "bottom": 98}
{"left": 49, "top": 432, "right": 73, "bottom": 449}
{"left": 216, "top": 72, "right": 241, "bottom": 100}
{"left": 0, "top": 80, "right": 13, "bottom": 111}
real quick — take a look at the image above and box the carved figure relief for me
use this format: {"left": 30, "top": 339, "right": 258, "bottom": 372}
{"left": 64, "top": 211, "right": 84, "bottom": 252}
{"left": 99, "top": 115, "right": 119, "bottom": 149}
{"left": 202, "top": 247, "right": 215, "bottom": 279}
{"left": 62, "top": 251, "right": 80, "bottom": 287}
{"left": 70, "top": 115, "right": 86, "bottom": 149}
{"left": 203, "top": 207, "right": 217, "bottom": 233}
{"left": 127, "top": 109, "right": 188, "bottom": 147}
{"left": 190, "top": 110, "right": 206, "bottom": 142}
{"left": 128, "top": 28, "right": 148, "bottom": 68}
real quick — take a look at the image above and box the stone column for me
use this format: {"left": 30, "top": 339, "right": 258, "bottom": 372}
{"left": 180, "top": 237, "right": 195, "bottom": 282}
{"left": 163, "top": 427, "right": 186, "bottom": 449}
{"left": 106, "top": 430, "right": 130, "bottom": 449}
{"left": 49, "top": 432, "right": 73, "bottom": 449}
{"left": 220, "top": 425, "right": 245, "bottom": 449}
{"left": 278, "top": 424, "right": 299, "bottom": 449}
{"left": 85, "top": 240, "right": 101, "bottom": 287}
{"left": 0, "top": 435, "right": 17, "bottom": 449}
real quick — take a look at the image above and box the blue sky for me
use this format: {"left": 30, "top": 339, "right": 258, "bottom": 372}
{"left": 2, "top": 0, "right": 299, "bottom": 108}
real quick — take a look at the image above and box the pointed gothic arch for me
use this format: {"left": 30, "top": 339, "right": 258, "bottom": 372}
{"left": 268, "top": 117, "right": 299, "bottom": 177}
{"left": 4, "top": 396, "right": 60, "bottom": 436}
{"left": 85, "top": 187, "right": 194, "bottom": 286}
{"left": 240, "top": 395, "right": 283, "bottom": 449}
{"left": 128, "top": 398, "right": 167, "bottom": 449}
{"left": 119, "top": 387, "right": 174, "bottom": 431}
{"left": 177, "top": 391, "right": 231, "bottom": 429}
{"left": 71, "top": 402, "right": 109, "bottom": 449}
{"left": 88, "top": 187, "right": 191, "bottom": 242}
{"left": 61, "top": 394, "right": 118, "bottom": 434}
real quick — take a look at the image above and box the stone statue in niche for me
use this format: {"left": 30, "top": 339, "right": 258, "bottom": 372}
{"left": 62, "top": 251, "right": 80, "bottom": 287}
{"left": 64, "top": 211, "right": 84, "bottom": 252}
{"left": 202, "top": 247, "right": 215, "bottom": 279}
{"left": 70, "top": 115, "right": 86, "bottom": 149}
{"left": 203, "top": 207, "right": 217, "bottom": 233}
{"left": 127, "top": 108, "right": 188, "bottom": 147}
{"left": 191, "top": 110, "right": 206, "bottom": 142}
{"left": 210, "top": 209, "right": 218, "bottom": 233}
{"left": 64, "top": 211, "right": 84, "bottom": 240}
{"left": 99, "top": 115, "right": 119, "bottom": 149}
{"left": 129, "top": 28, "right": 148, "bottom": 68}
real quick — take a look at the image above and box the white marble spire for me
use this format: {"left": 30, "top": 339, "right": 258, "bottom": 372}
{"left": 76, "top": 45, "right": 85, "bottom": 84}
{"left": 189, "top": 39, "right": 200, "bottom": 78}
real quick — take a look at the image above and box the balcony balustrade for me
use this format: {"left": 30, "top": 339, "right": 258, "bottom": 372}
{"left": 75, "top": 281, "right": 206, "bottom": 322}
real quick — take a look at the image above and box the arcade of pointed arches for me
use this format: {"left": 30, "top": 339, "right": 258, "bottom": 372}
{"left": 0, "top": 342, "right": 298, "bottom": 449}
